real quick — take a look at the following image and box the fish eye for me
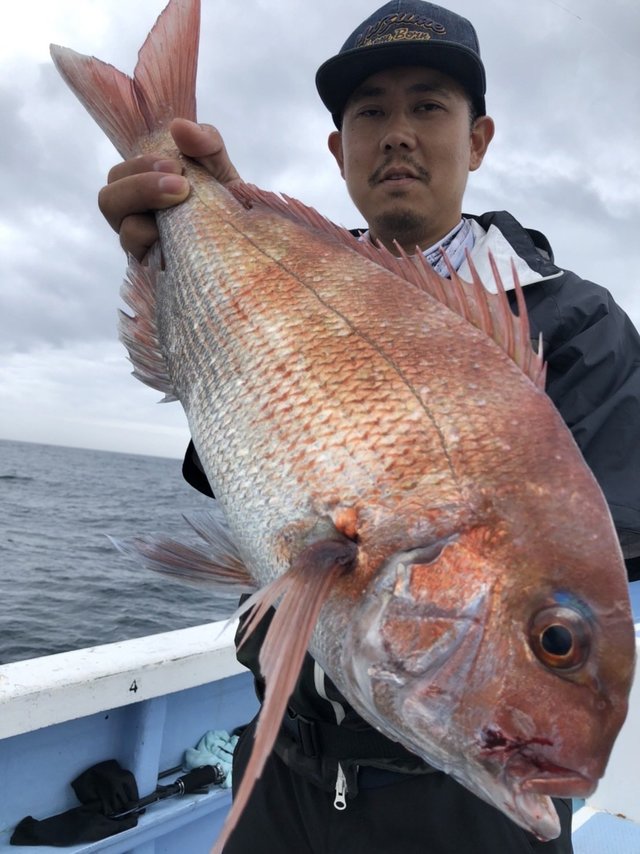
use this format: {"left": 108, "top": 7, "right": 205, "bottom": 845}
{"left": 528, "top": 606, "right": 591, "bottom": 672}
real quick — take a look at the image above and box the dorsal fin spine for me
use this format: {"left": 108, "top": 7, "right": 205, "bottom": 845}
{"left": 487, "top": 254, "right": 514, "bottom": 358}
{"left": 118, "top": 249, "right": 177, "bottom": 400}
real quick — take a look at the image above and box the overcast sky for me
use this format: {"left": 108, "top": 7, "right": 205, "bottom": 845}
{"left": 1, "top": 0, "right": 638, "bottom": 459}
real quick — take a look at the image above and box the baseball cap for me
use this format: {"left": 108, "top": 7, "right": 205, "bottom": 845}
{"left": 316, "top": 0, "right": 486, "bottom": 127}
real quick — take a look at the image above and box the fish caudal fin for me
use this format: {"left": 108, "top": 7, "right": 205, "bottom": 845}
{"left": 230, "top": 183, "right": 545, "bottom": 389}
{"left": 50, "top": 0, "right": 199, "bottom": 157}
{"left": 211, "top": 537, "right": 358, "bottom": 854}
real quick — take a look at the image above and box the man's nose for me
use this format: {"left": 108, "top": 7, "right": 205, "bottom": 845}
{"left": 380, "top": 113, "right": 417, "bottom": 151}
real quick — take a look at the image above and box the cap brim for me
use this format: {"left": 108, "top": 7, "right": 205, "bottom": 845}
{"left": 316, "top": 41, "right": 486, "bottom": 127}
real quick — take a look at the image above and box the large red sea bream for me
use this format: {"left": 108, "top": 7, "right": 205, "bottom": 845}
{"left": 50, "top": 0, "right": 634, "bottom": 850}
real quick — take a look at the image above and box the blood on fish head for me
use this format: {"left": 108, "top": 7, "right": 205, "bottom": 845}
{"left": 340, "top": 522, "right": 635, "bottom": 840}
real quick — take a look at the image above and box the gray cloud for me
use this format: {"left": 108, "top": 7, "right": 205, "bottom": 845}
{"left": 1, "top": 0, "right": 638, "bottom": 456}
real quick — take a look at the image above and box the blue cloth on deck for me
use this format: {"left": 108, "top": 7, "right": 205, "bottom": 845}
{"left": 184, "top": 730, "right": 238, "bottom": 789}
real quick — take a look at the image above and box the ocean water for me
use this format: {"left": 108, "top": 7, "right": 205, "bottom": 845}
{"left": 0, "top": 439, "right": 224, "bottom": 665}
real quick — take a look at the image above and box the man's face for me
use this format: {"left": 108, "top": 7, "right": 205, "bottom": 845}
{"left": 328, "top": 66, "right": 494, "bottom": 254}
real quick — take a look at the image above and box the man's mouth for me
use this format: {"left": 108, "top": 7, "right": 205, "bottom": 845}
{"left": 369, "top": 158, "right": 428, "bottom": 187}
{"left": 379, "top": 168, "right": 419, "bottom": 184}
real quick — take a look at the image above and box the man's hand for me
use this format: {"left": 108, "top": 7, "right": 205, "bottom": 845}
{"left": 98, "top": 118, "right": 242, "bottom": 261}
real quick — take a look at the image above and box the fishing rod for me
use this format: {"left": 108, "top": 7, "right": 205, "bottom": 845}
{"left": 109, "top": 765, "right": 225, "bottom": 819}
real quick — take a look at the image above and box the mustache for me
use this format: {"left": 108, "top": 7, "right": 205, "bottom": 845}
{"left": 369, "top": 155, "right": 430, "bottom": 187}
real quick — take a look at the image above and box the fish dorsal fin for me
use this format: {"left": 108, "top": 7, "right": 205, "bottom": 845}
{"left": 230, "top": 183, "right": 546, "bottom": 389}
{"left": 393, "top": 246, "right": 546, "bottom": 390}
{"left": 211, "top": 537, "right": 358, "bottom": 854}
{"left": 118, "top": 246, "right": 178, "bottom": 401}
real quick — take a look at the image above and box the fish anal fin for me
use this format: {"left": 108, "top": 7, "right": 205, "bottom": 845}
{"left": 212, "top": 538, "right": 358, "bottom": 854}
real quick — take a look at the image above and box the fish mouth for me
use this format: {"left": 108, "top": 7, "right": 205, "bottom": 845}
{"left": 481, "top": 727, "right": 597, "bottom": 799}
{"left": 505, "top": 751, "right": 597, "bottom": 800}
{"left": 502, "top": 756, "right": 594, "bottom": 836}
{"left": 485, "top": 766, "right": 590, "bottom": 840}
{"left": 506, "top": 768, "right": 593, "bottom": 839}
{"left": 477, "top": 729, "right": 597, "bottom": 836}
{"left": 501, "top": 762, "right": 589, "bottom": 840}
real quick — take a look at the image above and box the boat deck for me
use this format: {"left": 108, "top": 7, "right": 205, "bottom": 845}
{"left": 0, "top": 622, "right": 257, "bottom": 853}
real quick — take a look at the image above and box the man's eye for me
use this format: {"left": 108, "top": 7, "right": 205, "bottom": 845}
{"left": 357, "top": 108, "right": 383, "bottom": 118}
{"left": 416, "top": 102, "right": 442, "bottom": 113}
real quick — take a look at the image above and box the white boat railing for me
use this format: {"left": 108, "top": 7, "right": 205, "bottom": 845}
{"left": 0, "top": 620, "right": 243, "bottom": 740}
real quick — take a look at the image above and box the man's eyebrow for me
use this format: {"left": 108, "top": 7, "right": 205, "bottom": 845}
{"left": 348, "top": 82, "right": 453, "bottom": 104}
{"left": 350, "top": 84, "right": 385, "bottom": 101}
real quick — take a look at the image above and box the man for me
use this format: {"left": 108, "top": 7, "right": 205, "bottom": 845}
{"left": 99, "top": 2, "right": 640, "bottom": 851}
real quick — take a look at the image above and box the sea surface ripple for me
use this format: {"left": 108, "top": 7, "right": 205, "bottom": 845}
{"left": 0, "top": 439, "right": 221, "bottom": 664}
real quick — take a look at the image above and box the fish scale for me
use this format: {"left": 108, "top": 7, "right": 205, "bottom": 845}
{"left": 50, "top": 0, "right": 634, "bottom": 849}
{"left": 156, "top": 177, "right": 471, "bottom": 529}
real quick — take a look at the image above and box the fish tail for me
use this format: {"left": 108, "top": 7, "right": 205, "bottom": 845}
{"left": 49, "top": 0, "right": 200, "bottom": 158}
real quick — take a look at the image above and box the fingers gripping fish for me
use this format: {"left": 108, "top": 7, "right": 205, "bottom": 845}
{"left": 50, "top": 0, "right": 635, "bottom": 851}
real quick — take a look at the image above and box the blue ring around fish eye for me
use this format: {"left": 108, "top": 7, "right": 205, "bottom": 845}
{"left": 551, "top": 591, "right": 593, "bottom": 622}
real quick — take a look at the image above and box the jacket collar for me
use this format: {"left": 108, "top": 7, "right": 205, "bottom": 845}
{"left": 459, "top": 212, "right": 564, "bottom": 291}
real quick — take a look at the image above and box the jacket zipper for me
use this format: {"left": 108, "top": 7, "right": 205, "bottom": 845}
{"left": 333, "top": 762, "right": 347, "bottom": 810}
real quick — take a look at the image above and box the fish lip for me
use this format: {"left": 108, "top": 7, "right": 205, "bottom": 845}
{"left": 504, "top": 753, "right": 597, "bottom": 799}
{"left": 520, "top": 773, "right": 595, "bottom": 798}
{"left": 510, "top": 790, "right": 561, "bottom": 841}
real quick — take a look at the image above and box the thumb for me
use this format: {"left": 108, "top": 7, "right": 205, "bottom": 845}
{"left": 170, "top": 118, "right": 242, "bottom": 187}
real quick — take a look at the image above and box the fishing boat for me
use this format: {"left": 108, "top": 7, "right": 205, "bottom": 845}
{"left": 1, "top": 583, "right": 638, "bottom": 853}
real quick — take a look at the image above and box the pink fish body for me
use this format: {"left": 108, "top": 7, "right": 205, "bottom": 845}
{"left": 51, "top": 1, "right": 635, "bottom": 849}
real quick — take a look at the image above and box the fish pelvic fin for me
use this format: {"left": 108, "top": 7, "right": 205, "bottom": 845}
{"left": 211, "top": 537, "right": 358, "bottom": 854}
{"left": 50, "top": 0, "right": 199, "bottom": 158}
{"left": 229, "top": 183, "right": 545, "bottom": 389}
{"left": 118, "top": 246, "right": 177, "bottom": 399}
{"left": 109, "top": 503, "right": 256, "bottom": 618}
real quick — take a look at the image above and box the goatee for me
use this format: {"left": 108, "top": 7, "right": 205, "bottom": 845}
{"left": 370, "top": 209, "right": 429, "bottom": 253}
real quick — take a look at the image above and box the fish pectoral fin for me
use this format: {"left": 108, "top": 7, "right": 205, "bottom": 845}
{"left": 212, "top": 537, "right": 358, "bottom": 854}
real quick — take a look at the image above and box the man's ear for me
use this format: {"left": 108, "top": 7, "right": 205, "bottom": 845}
{"left": 328, "top": 131, "right": 345, "bottom": 178}
{"left": 469, "top": 115, "right": 495, "bottom": 172}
